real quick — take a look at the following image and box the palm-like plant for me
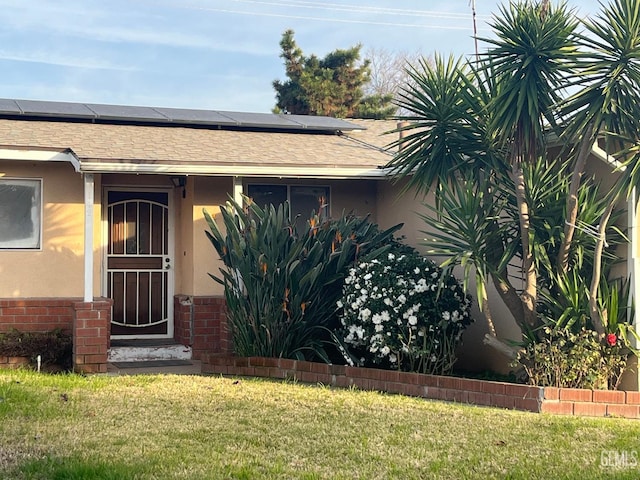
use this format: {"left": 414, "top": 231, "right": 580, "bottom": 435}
{"left": 388, "top": 0, "right": 640, "bottom": 358}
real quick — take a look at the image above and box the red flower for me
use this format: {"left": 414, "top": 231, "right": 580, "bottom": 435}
{"left": 606, "top": 333, "right": 617, "bottom": 347}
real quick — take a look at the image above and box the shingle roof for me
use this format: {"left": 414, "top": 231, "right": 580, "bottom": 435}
{"left": 0, "top": 100, "right": 401, "bottom": 177}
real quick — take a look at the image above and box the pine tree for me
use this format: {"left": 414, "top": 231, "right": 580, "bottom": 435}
{"left": 272, "top": 30, "right": 394, "bottom": 119}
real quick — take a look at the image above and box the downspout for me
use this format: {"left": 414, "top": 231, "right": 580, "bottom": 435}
{"left": 83, "top": 173, "right": 94, "bottom": 302}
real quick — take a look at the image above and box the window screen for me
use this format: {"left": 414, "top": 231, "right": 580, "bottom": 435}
{"left": 0, "top": 179, "right": 41, "bottom": 249}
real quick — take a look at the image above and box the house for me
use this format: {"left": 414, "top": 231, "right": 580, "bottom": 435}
{"left": 0, "top": 98, "right": 399, "bottom": 373}
{"left": 0, "top": 98, "right": 638, "bottom": 387}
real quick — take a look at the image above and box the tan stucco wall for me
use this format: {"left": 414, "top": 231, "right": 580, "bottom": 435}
{"left": 186, "top": 177, "right": 379, "bottom": 296}
{"left": 376, "top": 178, "right": 523, "bottom": 373}
{"left": 191, "top": 176, "right": 230, "bottom": 297}
{"left": 0, "top": 161, "right": 101, "bottom": 298}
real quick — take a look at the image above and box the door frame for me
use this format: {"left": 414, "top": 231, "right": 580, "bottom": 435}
{"left": 102, "top": 185, "right": 175, "bottom": 340}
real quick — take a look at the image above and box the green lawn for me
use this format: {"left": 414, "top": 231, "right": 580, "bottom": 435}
{"left": 1, "top": 369, "right": 639, "bottom": 479}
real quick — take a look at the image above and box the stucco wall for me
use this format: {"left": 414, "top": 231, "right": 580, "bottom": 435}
{"left": 375, "top": 178, "right": 522, "bottom": 373}
{"left": 0, "top": 161, "right": 101, "bottom": 298}
{"left": 191, "top": 176, "right": 230, "bottom": 297}
{"left": 188, "top": 177, "right": 379, "bottom": 297}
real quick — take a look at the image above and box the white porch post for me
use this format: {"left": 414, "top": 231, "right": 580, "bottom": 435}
{"left": 233, "top": 176, "right": 243, "bottom": 205}
{"left": 83, "top": 173, "right": 94, "bottom": 302}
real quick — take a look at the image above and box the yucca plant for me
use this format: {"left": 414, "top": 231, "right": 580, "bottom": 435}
{"left": 389, "top": 0, "right": 640, "bottom": 368}
{"left": 204, "top": 197, "right": 400, "bottom": 361}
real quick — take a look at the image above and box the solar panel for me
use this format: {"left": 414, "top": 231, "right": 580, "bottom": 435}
{"left": 86, "top": 103, "right": 168, "bottom": 121}
{"left": 152, "top": 107, "right": 237, "bottom": 125}
{"left": 219, "top": 111, "right": 303, "bottom": 129}
{"left": 16, "top": 99, "right": 95, "bottom": 118}
{"left": 285, "top": 114, "right": 364, "bottom": 131}
{"left": 0, "top": 99, "right": 21, "bottom": 114}
{"left": 0, "top": 98, "right": 366, "bottom": 132}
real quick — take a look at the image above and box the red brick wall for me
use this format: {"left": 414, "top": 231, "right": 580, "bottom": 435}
{"left": 0, "top": 297, "right": 112, "bottom": 374}
{"left": 174, "top": 295, "right": 192, "bottom": 347}
{"left": 173, "top": 295, "right": 230, "bottom": 360}
{"left": 201, "top": 355, "right": 640, "bottom": 418}
{"left": 72, "top": 300, "right": 112, "bottom": 374}
{"left": 0, "top": 298, "right": 74, "bottom": 333}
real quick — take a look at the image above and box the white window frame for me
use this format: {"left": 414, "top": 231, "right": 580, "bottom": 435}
{"left": 0, "top": 177, "right": 43, "bottom": 251}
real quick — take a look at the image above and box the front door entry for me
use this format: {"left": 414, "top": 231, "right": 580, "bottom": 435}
{"left": 106, "top": 190, "right": 173, "bottom": 338}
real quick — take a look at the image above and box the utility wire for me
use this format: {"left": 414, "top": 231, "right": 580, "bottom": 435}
{"left": 139, "top": 0, "right": 491, "bottom": 30}
{"left": 228, "top": 0, "right": 492, "bottom": 20}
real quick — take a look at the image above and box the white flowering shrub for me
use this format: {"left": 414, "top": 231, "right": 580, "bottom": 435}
{"left": 337, "top": 246, "right": 472, "bottom": 375}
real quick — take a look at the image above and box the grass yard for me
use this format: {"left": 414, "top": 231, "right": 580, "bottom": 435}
{"left": 1, "top": 370, "right": 639, "bottom": 479}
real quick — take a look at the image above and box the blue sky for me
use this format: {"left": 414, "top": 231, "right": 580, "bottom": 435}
{"left": 0, "top": 0, "right": 601, "bottom": 113}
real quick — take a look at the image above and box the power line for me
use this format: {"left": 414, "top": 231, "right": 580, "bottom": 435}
{"left": 227, "top": 0, "right": 492, "bottom": 20}
{"left": 140, "top": 0, "right": 490, "bottom": 31}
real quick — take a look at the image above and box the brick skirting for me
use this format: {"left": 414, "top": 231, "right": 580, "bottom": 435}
{"left": 0, "top": 297, "right": 112, "bottom": 374}
{"left": 174, "top": 295, "right": 230, "bottom": 359}
{"left": 201, "top": 355, "right": 640, "bottom": 419}
{"left": 0, "top": 298, "right": 74, "bottom": 333}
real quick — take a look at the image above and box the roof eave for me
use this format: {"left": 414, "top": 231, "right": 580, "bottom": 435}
{"left": 0, "top": 147, "right": 81, "bottom": 172}
{"left": 78, "top": 162, "right": 391, "bottom": 179}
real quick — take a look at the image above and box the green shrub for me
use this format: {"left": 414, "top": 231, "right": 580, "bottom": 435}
{"left": 0, "top": 329, "right": 72, "bottom": 370}
{"left": 337, "top": 245, "right": 472, "bottom": 375}
{"left": 204, "top": 198, "right": 400, "bottom": 361}
{"left": 515, "top": 327, "right": 629, "bottom": 390}
{"left": 517, "top": 274, "right": 636, "bottom": 390}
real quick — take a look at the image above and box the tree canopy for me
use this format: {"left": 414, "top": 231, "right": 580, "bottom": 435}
{"left": 387, "top": 0, "right": 640, "bottom": 361}
{"left": 272, "top": 30, "right": 395, "bottom": 119}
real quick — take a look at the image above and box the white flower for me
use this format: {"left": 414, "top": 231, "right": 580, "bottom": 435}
{"left": 375, "top": 324, "right": 384, "bottom": 333}
{"left": 430, "top": 354, "right": 437, "bottom": 363}
{"left": 364, "top": 273, "right": 372, "bottom": 281}
{"left": 414, "top": 267, "right": 420, "bottom": 274}
{"left": 442, "top": 311, "right": 451, "bottom": 321}
{"left": 380, "top": 346, "right": 390, "bottom": 356}
{"left": 384, "top": 298, "right": 393, "bottom": 306}
{"left": 389, "top": 353, "right": 397, "bottom": 364}
{"left": 360, "top": 308, "right": 371, "bottom": 321}
{"left": 372, "top": 313, "right": 382, "bottom": 325}
{"left": 431, "top": 272, "right": 438, "bottom": 279}
{"left": 381, "top": 311, "right": 390, "bottom": 322}
{"left": 408, "top": 315, "right": 417, "bottom": 326}
{"left": 398, "top": 294, "right": 407, "bottom": 304}
{"left": 388, "top": 253, "right": 395, "bottom": 260}
{"left": 336, "top": 300, "right": 343, "bottom": 308}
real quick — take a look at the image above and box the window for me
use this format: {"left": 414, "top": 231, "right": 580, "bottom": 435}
{"left": 0, "top": 178, "right": 42, "bottom": 249}
{"left": 247, "top": 184, "right": 330, "bottom": 229}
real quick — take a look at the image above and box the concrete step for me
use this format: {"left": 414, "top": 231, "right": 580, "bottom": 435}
{"left": 108, "top": 343, "right": 192, "bottom": 362}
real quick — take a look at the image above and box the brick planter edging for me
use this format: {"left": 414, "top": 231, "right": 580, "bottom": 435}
{"left": 200, "top": 355, "right": 640, "bottom": 419}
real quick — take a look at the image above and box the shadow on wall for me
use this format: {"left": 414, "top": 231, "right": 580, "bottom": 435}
{"left": 1, "top": 203, "right": 87, "bottom": 297}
